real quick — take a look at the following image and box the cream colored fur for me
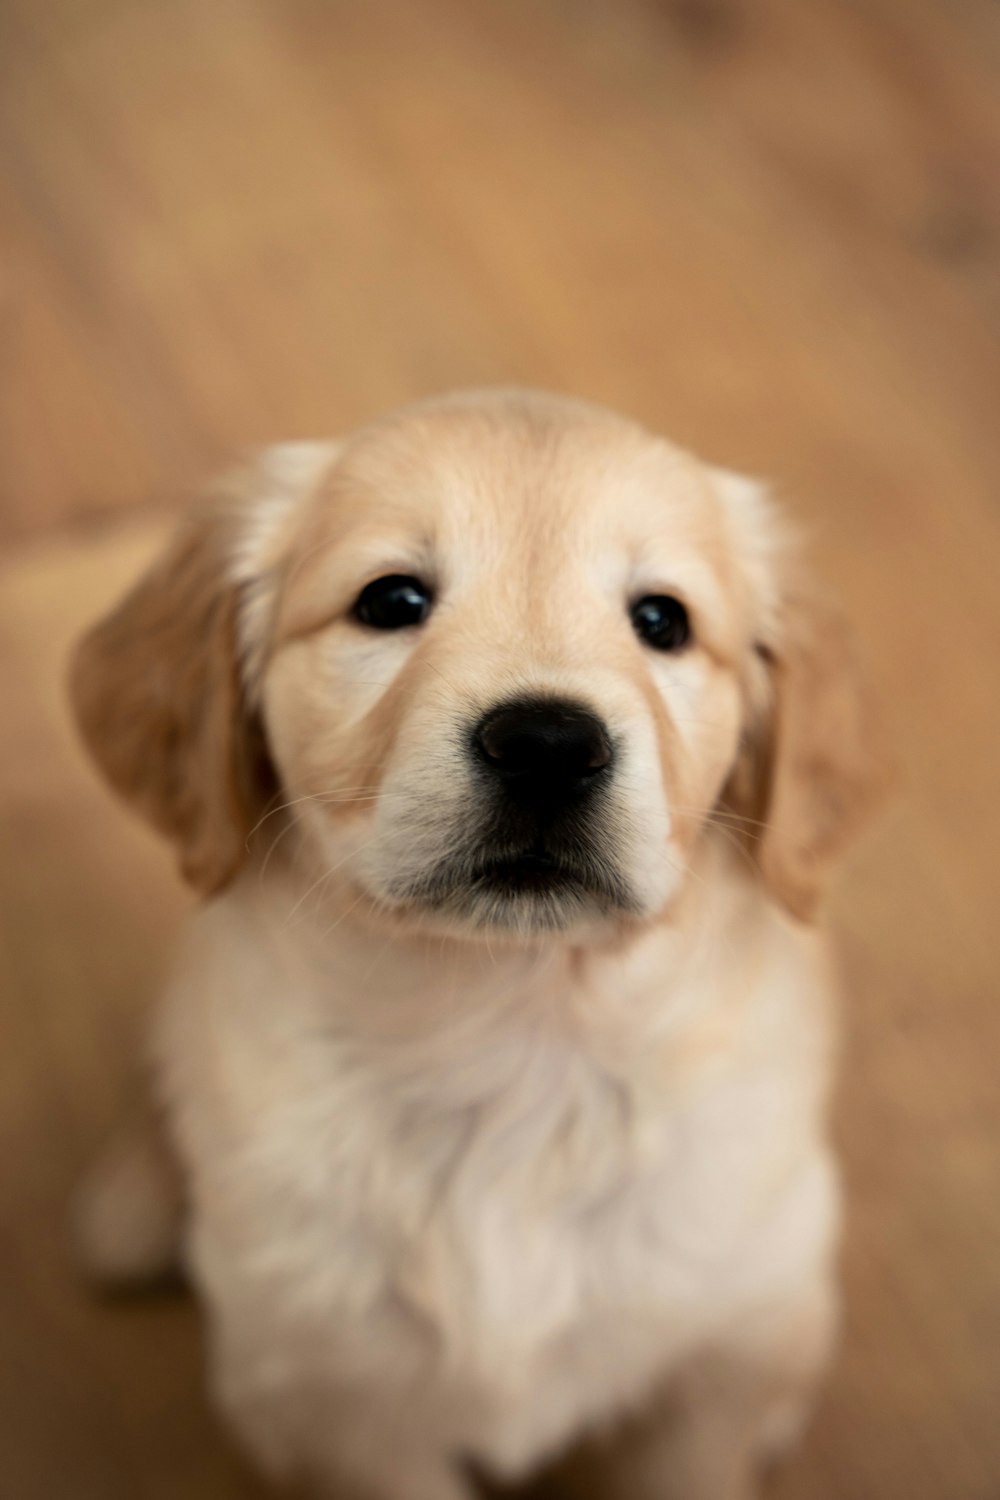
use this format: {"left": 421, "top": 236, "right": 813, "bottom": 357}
{"left": 71, "top": 390, "right": 886, "bottom": 1500}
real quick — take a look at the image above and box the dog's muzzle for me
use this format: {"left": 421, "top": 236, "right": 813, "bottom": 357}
{"left": 391, "top": 696, "right": 636, "bottom": 927}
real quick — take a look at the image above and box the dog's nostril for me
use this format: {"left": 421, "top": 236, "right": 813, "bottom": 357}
{"left": 473, "top": 699, "right": 613, "bottom": 794}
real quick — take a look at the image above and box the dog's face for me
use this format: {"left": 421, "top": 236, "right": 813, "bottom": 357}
{"left": 261, "top": 397, "right": 768, "bottom": 935}
{"left": 72, "top": 390, "right": 886, "bottom": 937}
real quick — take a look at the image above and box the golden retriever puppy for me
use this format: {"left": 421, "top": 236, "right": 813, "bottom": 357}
{"left": 71, "top": 389, "right": 885, "bottom": 1500}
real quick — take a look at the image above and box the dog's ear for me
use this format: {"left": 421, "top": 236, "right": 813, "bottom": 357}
{"left": 69, "top": 500, "right": 277, "bottom": 896}
{"left": 725, "top": 592, "right": 891, "bottom": 922}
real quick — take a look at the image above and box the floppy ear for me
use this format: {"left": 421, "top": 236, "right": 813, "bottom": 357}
{"left": 726, "top": 592, "right": 891, "bottom": 922}
{"left": 69, "top": 504, "right": 276, "bottom": 896}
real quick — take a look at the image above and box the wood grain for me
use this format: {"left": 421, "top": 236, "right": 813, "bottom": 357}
{"left": 1, "top": 1, "right": 998, "bottom": 1496}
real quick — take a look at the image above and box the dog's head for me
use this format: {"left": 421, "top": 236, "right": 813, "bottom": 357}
{"left": 71, "top": 390, "right": 887, "bottom": 938}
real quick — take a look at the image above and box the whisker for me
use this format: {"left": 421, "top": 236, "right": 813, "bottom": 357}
{"left": 246, "top": 789, "right": 346, "bottom": 843}
{"left": 280, "top": 833, "right": 386, "bottom": 932}
{"left": 317, "top": 886, "right": 379, "bottom": 945}
{"left": 258, "top": 813, "right": 307, "bottom": 883}
{"left": 671, "top": 802, "right": 773, "bottom": 834}
{"left": 703, "top": 815, "right": 763, "bottom": 872}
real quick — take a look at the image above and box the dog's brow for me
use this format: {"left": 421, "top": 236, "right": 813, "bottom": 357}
{"left": 273, "top": 532, "right": 434, "bottom": 645}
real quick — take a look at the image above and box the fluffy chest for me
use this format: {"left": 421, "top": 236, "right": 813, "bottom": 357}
{"left": 220, "top": 1004, "right": 810, "bottom": 1382}
{"left": 170, "top": 893, "right": 830, "bottom": 1413}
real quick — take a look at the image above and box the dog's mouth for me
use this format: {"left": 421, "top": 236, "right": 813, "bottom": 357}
{"left": 394, "top": 835, "right": 638, "bottom": 930}
{"left": 468, "top": 850, "right": 578, "bottom": 895}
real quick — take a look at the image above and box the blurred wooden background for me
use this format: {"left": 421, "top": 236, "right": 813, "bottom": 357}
{"left": 2, "top": 0, "right": 999, "bottom": 1496}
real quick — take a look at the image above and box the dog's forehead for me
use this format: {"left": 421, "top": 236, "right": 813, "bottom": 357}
{"left": 300, "top": 396, "right": 728, "bottom": 568}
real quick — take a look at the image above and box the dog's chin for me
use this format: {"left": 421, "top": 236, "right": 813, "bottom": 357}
{"left": 376, "top": 851, "right": 641, "bottom": 937}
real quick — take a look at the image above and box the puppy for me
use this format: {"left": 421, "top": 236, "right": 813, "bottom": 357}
{"left": 71, "top": 389, "right": 885, "bottom": 1500}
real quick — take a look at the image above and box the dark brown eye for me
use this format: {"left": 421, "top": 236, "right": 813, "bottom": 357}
{"left": 353, "top": 575, "right": 433, "bottom": 630}
{"left": 630, "top": 594, "right": 691, "bottom": 652}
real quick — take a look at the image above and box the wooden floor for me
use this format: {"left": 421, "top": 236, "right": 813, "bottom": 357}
{"left": 2, "top": 0, "right": 1000, "bottom": 1496}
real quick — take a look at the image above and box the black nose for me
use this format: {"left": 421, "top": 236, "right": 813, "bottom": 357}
{"left": 472, "top": 698, "right": 613, "bottom": 806}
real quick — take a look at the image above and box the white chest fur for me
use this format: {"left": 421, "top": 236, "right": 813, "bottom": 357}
{"left": 156, "top": 866, "right": 837, "bottom": 1478}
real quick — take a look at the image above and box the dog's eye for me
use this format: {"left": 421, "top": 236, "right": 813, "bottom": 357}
{"left": 630, "top": 594, "right": 691, "bottom": 652}
{"left": 353, "top": 575, "right": 433, "bottom": 630}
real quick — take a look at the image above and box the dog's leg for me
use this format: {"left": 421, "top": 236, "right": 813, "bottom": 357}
{"left": 71, "top": 1099, "right": 185, "bottom": 1288}
{"left": 560, "top": 1275, "right": 837, "bottom": 1500}
{"left": 212, "top": 1350, "right": 474, "bottom": 1500}
{"left": 304, "top": 1448, "right": 472, "bottom": 1500}
{"left": 227, "top": 1396, "right": 472, "bottom": 1500}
